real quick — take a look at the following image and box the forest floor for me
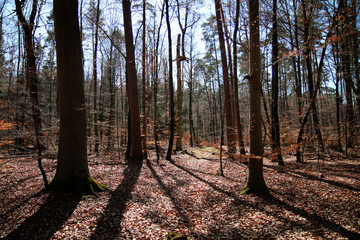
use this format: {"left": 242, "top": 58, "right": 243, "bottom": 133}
{"left": 0, "top": 147, "right": 360, "bottom": 240}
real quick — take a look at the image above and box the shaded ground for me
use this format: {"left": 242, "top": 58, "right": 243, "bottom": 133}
{"left": 1, "top": 147, "right": 359, "bottom": 239}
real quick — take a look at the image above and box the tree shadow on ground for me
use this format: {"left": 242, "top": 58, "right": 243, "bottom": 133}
{"left": 259, "top": 193, "right": 360, "bottom": 239}
{"left": 171, "top": 160, "right": 360, "bottom": 239}
{"left": 3, "top": 192, "right": 80, "bottom": 240}
{"left": 169, "top": 160, "right": 246, "bottom": 205}
{"left": 90, "top": 161, "right": 143, "bottom": 240}
{"left": 264, "top": 164, "right": 360, "bottom": 192}
{"left": 145, "top": 159, "right": 191, "bottom": 226}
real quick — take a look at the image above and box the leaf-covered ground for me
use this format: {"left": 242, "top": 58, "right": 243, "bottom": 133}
{"left": 1, "top": 147, "right": 359, "bottom": 239}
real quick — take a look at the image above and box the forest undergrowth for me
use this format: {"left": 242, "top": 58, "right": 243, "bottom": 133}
{"left": 1, "top": 147, "right": 359, "bottom": 239}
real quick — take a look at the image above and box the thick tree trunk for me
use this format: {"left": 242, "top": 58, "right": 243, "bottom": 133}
{"left": 123, "top": 0, "right": 143, "bottom": 161}
{"left": 243, "top": 0, "right": 268, "bottom": 194}
{"left": 50, "top": 0, "right": 106, "bottom": 195}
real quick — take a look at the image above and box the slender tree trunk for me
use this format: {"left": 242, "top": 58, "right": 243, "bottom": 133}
{"left": 213, "top": 36, "right": 224, "bottom": 150}
{"left": 175, "top": 34, "right": 183, "bottom": 151}
{"left": 215, "top": 0, "right": 236, "bottom": 154}
{"left": 301, "top": 0, "right": 325, "bottom": 152}
{"left": 108, "top": 40, "right": 115, "bottom": 150}
{"left": 335, "top": 62, "right": 343, "bottom": 150}
{"left": 289, "top": 0, "right": 303, "bottom": 124}
{"left": 50, "top": 0, "right": 106, "bottom": 195}
{"left": 15, "top": 0, "right": 47, "bottom": 188}
{"left": 153, "top": 2, "right": 164, "bottom": 161}
{"left": 142, "top": 0, "right": 148, "bottom": 158}
{"left": 270, "top": 0, "right": 283, "bottom": 165}
{"left": 188, "top": 54, "right": 194, "bottom": 147}
{"left": 93, "top": 0, "right": 101, "bottom": 153}
{"left": 165, "top": 0, "right": 175, "bottom": 161}
{"left": 233, "top": 0, "right": 246, "bottom": 155}
{"left": 123, "top": 0, "right": 142, "bottom": 161}
{"left": 296, "top": 0, "right": 340, "bottom": 161}
{"left": 243, "top": 0, "right": 268, "bottom": 194}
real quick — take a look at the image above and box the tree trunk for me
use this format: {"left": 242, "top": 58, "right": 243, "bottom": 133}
{"left": 339, "top": 0, "right": 356, "bottom": 148}
{"left": 123, "top": 0, "right": 143, "bottom": 161}
{"left": 175, "top": 34, "right": 183, "bottom": 151}
{"left": 50, "top": 0, "right": 106, "bottom": 195}
{"left": 107, "top": 40, "right": 115, "bottom": 150}
{"left": 233, "top": 0, "right": 246, "bottom": 155}
{"left": 215, "top": 0, "right": 236, "bottom": 154}
{"left": 15, "top": 0, "right": 47, "bottom": 188}
{"left": 270, "top": 0, "right": 283, "bottom": 165}
{"left": 93, "top": 0, "right": 100, "bottom": 153}
{"left": 243, "top": 0, "right": 268, "bottom": 194}
{"left": 188, "top": 55, "right": 194, "bottom": 147}
{"left": 165, "top": 0, "right": 175, "bottom": 161}
{"left": 302, "top": 0, "right": 325, "bottom": 152}
{"left": 142, "top": 0, "right": 148, "bottom": 158}
{"left": 153, "top": 2, "right": 164, "bottom": 161}
{"left": 296, "top": 0, "right": 340, "bottom": 161}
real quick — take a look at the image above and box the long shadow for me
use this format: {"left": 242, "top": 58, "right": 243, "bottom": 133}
{"left": 169, "top": 161, "right": 246, "bottom": 206}
{"left": 3, "top": 192, "right": 80, "bottom": 240}
{"left": 264, "top": 164, "right": 360, "bottom": 192}
{"left": 171, "top": 161, "right": 360, "bottom": 239}
{"left": 260, "top": 194, "right": 360, "bottom": 239}
{"left": 145, "top": 159, "right": 191, "bottom": 226}
{"left": 183, "top": 151, "right": 219, "bottom": 163}
{"left": 292, "top": 171, "right": 360, "bottom": 192}
{"left": 1, "top": 191, "right": 44, "bottom": 220}
{"left": 90, "top": 161, "right": 143, "bottom": 240}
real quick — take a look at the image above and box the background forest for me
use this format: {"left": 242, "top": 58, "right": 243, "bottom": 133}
{"left": 1, "top": 0, "right": 360, "bottom": 239}
{"left": 0, "top": 0, "right": 359, "bottom": 158}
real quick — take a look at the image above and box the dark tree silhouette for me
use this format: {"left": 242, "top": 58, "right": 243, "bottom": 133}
{"left": 49, "top": 0, "right": 106, "bottom": 195}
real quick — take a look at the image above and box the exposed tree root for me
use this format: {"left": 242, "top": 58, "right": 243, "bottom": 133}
{"left": 48, "top": 173, "right": 107, "bottom": 197}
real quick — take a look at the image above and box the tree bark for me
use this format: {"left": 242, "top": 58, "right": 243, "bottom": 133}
{"left": 270, "top": 0, "right": 283, "bottom": 165}
{"left": 123, "top": 0, "right": 143, "bottom": 161}
{"left": 107, "top": 39, "right": 115, "bottom": 150}
{"left": 175, "top": 34, "right": 183, "bottom": 151}
{"left": 142, "top": 0, "right": 148, "bottom": 158}
{"left": 93, "top": 0, "right": 101, "bottom": 153}
{"left": 165, "top": 0, "right": 175, "bottom": 161}
{"left": 50, "top": 0, "right": 106, "bottom": 195}
{"left": 243, "top": 0, "right": 268, "bottom": 194}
